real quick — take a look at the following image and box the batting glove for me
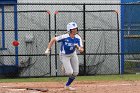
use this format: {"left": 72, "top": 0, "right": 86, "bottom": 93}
{"left": 74, "top": 44, "right": 80, "bottom": 50}
{"left": 45, "top": 48, "right": 50, "bottom": 55}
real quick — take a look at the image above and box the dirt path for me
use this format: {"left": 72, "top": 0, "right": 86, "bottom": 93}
{"left": 0, "top": 81, "right": 140, "bottom": 93}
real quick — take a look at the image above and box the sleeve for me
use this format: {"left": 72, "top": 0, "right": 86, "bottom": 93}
{"left": 79, "top": 37, "right": 83, "bottom": 47}
{"left": 55, "top": 34, "right": 67, "bottom": 42}
{"left": 77, "top": 35, "right": 83, "bottom": 47}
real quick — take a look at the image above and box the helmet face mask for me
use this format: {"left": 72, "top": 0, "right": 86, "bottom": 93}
{"left": 67, "top": 22, "right": 78, "bottom": 32}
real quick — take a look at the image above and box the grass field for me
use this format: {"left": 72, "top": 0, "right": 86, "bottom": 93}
{"left": 0, "top": 74, "right": 140, "bottom": 82}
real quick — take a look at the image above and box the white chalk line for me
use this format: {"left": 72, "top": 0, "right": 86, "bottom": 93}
{"left": 77, "top": 83, "right": 138, "bottom": 87}
{"left": 98, "top": 83, "right": 132, "bottom": 87}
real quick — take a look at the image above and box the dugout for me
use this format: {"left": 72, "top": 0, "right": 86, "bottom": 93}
{"left": 124, "top": 0, "right": 140, "bottom": 55}
{"left": 121, "top": 0, "right": 140, "bottom": 74}
{"left": 0, "top": 0, "right": 19, "bottom": 77}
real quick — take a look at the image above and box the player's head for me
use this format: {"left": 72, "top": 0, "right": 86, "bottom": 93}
{"left": 67, "top": 22, "right": 78, "bottom": 33}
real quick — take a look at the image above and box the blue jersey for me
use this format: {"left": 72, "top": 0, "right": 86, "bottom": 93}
{"left": 55, "top": 34, "right": 83, "bottom": 54}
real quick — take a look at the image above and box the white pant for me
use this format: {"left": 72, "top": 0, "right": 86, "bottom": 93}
{"left": 59, "top": 52, "right": 79, "bottom": 76}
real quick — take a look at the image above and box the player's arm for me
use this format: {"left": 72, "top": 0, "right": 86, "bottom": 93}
{"left": 47, "top": 37, "right": 56, "bottom": 49}
{"left": 79, "top": 41, "right": 84, "bottom": 53}
{"left": 45, "top": 37, "right": 56, "bottom": 54}
{"left": 45, "top": 34, "right": 66, "bottom": 54}
{"left": 79, "top": 46, "right": 84, "bottom": 53}
{"left": 75, "top": 35, "right": 84, "bottom": 53}
{"left": 75, "top": 44, "right": 84, "bottom": 53}
{"left": 79, "top": 35, "right": 84, "bottom": 53}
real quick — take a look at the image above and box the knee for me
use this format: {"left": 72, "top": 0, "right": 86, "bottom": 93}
{"left": 65, "top": 71, "right": 79, "bottom": 76}
{"left": 65, "top": 70, "right": 73, "bottom": 76}
{"left": 73, "top": 72, "right": 79, "bottom": 76}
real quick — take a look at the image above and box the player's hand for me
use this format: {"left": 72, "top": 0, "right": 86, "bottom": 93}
{"left": 74, "top": 44, "right": 84, "bottom": 53}
{"left": 78, "top": 47, "right": 84, "bottom": 53}
{"left": 45, "top": 48, "right": 50, "bottom": 55}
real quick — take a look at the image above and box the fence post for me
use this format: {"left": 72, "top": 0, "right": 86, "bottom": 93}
{"left": 83, "top": 4, "right": 86, "bottom": 75}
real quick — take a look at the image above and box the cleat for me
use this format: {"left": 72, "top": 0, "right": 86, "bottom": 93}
{"left": 64, "top": 86, "right": 76, "bottom": 91}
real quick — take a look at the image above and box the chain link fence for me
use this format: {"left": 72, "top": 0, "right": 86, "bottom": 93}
{"left": 0, "top": 3, "right": 140, "bottom": 77}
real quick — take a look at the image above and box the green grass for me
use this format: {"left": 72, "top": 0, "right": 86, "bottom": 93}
{"left": 77, "top": 74, "right": 140, "bottom": 81}
{"left": 0, "top": 74, "right": 140, "bottom": 83}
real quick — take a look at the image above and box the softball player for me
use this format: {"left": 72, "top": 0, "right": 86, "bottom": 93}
{"left": 45, "top": 22, "right": 84, "bottom": 91}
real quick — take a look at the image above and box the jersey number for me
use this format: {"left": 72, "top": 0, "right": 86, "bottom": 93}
{"left": 70, "top": 47, "right": 73, "bottom": 50}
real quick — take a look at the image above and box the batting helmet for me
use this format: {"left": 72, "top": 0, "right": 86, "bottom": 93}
{"left": 67, "top": 22, "right": 78, "bottom": 32}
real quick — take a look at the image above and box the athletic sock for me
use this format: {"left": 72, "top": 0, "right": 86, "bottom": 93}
{"left": 66, "top": 76, "right": 75, "bottom": 86}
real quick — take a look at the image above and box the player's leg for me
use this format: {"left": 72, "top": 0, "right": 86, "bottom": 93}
{"left": 59, "top": 54, "right": 73, "bottom": 75}
{"left": 59, "top": 54, "right": 76, "bottom": 90}
{"left": 70, "top": 53, "right": 79, "bottom": 76}
{"left": 64, "top": 53, "right": 79, "bottom": 90}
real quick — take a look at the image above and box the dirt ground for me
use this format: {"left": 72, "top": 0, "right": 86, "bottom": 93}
{"left": 0, "top": 80, "right": 140, "bottom": 93}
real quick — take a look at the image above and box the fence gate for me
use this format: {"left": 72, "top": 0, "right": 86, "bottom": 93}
{"left": 16, "top": 10, "right": 51, "bottom": 77}
{"left": 0, "top": 5, "right": 51, "bottom": 77}
{"left": 54, "top": 9, "right": 119, "bottom": 76}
